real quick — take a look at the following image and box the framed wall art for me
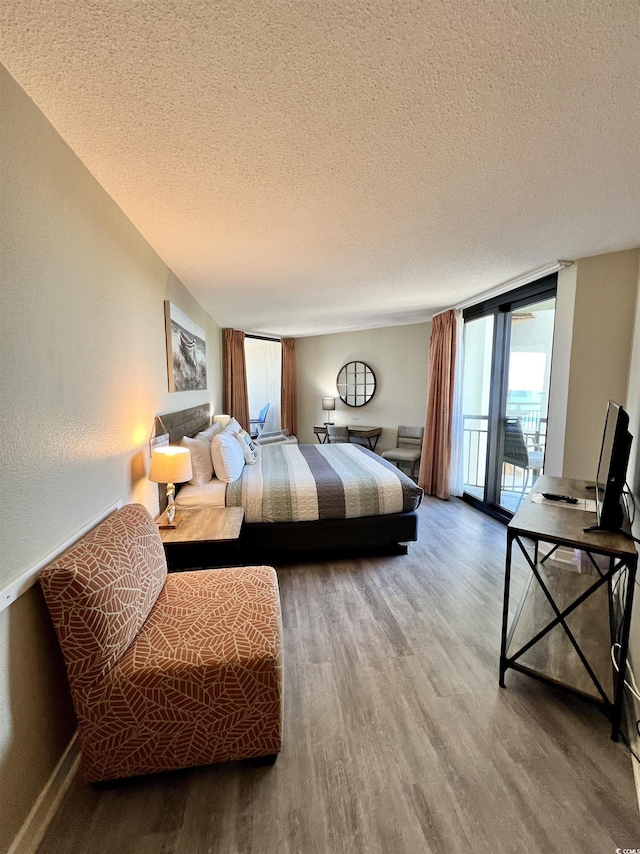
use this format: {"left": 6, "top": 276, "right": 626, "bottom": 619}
{"left": 164, "top": 301, "right": 207, "bottom": 392}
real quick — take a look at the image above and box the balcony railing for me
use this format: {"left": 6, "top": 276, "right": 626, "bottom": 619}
{"left": 463, "top": 412, "right": 547, "bottom": 495}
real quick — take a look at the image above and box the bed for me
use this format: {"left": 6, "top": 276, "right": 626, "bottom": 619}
{"left": 156, "top": 406, "right": 422, "bottom": 558}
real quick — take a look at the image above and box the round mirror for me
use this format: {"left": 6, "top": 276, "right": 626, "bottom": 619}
{"left": 336, "top": 361, "right": 376, "bottom": 407}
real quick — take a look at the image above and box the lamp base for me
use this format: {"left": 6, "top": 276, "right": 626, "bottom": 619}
{"left": 324, "top": 421, "right": 334, "bottom": 426}
{"left": 157, "top": 509, "right": 182, "bottom": 530}
{"left": 157, "top": 486, "right": 180, "bottom": 529}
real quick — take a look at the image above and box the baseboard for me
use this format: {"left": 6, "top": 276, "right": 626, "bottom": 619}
{"left": 8, "top": 733, "right": 80, "bottom": 854}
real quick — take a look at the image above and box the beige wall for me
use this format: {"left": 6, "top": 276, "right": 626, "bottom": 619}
{"left": 0, "top": 66, "right": 223, "bottom": 852}
{"left": 296, "top": 322, "right": 431, "bottom": 453}
{"left": 561, "top": 250, "right": 639, "bottom": 480}
{"left": 623, "top": 263, "right": 640, "bottom": 724}
{"left": 625, "top": 261, "right": 640, "bottom": 537}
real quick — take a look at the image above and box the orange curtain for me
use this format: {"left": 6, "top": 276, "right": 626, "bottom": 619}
{"left": 419, "top": 310, "right": 457, "bottom": 500}
{"left": 281, "top": 337, "right": 297, "bottom": 436}
{"left": 223, "top": 329, "right": 249, "bottom": 432}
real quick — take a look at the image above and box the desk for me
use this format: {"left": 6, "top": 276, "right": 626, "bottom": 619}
{"left": 313, "top": 425, "right": 382, "bottom": 451}
{"left": 499, "top": 475, "right": 637, "bottom": 741}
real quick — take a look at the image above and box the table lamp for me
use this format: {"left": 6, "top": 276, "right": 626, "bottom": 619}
{"left": 322, "top": 397, "right": 335, "bottom": 425}
{"left": 148, "top": 446, "right": 193, "bottom": 528}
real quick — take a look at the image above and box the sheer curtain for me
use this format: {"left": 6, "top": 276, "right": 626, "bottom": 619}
{"left": 418, "top": 309, "right": 458, "bottom": 500}
{"left": 223, "top": 329, "right": 249, "bottom": 432}
{"left": 280, "top": 337, "right": 297, "bottom": 436}
{"left": 449, "top": 310, "right": 465, "bottom": 496}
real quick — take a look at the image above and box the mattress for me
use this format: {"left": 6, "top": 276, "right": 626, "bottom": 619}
{"left": 175, "top": 477, "right": 227, "bottom": 509}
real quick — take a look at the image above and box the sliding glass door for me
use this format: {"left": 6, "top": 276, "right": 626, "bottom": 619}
{"left": 244, "top": 335, "right": 281, "bottom": 434}
{"left": 461, "top": 277, "right": 557, "bottom": 519}
{"left": 498, "top": 296, "right": 555, "bottom": 512}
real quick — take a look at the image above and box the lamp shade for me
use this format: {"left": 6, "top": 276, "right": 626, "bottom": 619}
{"left": 148, "top": 447, "right": 193, "bottom": 484}
{"left": 213, "top": 414, "right": 231, "bottom": 428}
{"left": 322, "top": 397, "right": 336, "bottom": 411}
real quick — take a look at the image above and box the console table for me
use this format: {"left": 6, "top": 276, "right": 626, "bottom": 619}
{"left": 313, "top": 425, "right": 382, "bottom": 451}
{"left": 499, "top": 475, "right": 637, "bottom": 741}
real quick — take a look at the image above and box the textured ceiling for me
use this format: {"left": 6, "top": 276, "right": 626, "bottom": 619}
{"left": 2, "top": 1, "right": 639, "bottom": 336}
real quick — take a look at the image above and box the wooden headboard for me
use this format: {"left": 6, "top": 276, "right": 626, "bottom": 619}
{"left": 154, "top": 405, "right": 211, "bottom": 512}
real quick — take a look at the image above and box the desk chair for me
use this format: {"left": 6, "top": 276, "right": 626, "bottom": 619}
{"left": 327, "top": 425, "right": 349, "bottom": 443}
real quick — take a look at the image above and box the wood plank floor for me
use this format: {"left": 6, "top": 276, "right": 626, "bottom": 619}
{"left": 37, "top": 497, "right": 640, "bottom": 853}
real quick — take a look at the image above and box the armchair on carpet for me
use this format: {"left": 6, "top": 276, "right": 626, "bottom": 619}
{"left": 39, "top": 504, "right": 283, "bottom": 783}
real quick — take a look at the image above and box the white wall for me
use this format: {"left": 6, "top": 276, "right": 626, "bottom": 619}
{"left": 296, "top": 322, "right": 431, "bottom": 453}
{"left": 0, "top": 66, "right": 223, "bottom": 852}
{"left": 544, "top": 263, "right": 577, "bottom": 476}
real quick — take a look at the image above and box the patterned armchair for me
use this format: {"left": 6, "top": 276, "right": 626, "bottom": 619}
{"left": 39, "top": 504, "right": 283, "bottom": 782}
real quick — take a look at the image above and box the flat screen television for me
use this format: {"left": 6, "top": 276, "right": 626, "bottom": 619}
{"left": 593, "top": 401, "right": 632, "bottom": 532}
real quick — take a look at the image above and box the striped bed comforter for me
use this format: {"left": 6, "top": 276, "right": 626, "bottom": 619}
{"left": 226, "top": 443, "right": 423, "bottom": 524}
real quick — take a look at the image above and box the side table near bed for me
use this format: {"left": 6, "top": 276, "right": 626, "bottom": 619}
{"left": 157, "top": 507, "right": 245, "bottom": 571}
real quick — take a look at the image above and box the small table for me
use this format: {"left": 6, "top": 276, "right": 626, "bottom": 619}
{"left": 158, "top": 507, "right": 245, "bottom": 570}
{"left": 313, "top": 425, "right": 382, "bottom": 451}
{"left": 499, "top": 475, "right": 637, "bottom": 741}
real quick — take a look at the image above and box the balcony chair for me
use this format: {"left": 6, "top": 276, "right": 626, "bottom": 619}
{"left": 503, "top": 416, "right": 544, "bottom": 510}
{"left": 381, "top": 426, "right": 424, "bottom": 481}
{"left": 327, "top": 425, "right": 349, "bottom": 443}
{"left": 39, "top": 504, "right": 283, "bottom": 783}
{"left": 250, "top": 402, "right": 270, "bottom": 437}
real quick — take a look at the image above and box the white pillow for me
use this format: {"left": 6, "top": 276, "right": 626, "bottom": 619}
{"left": 233, "top": 428, "right": 259, "bottom": 465}
{"left": 211, "top": 431, "right": 245, "bottom": 483}
{"left": 180, "top": 435, "right": 213, "bottom": 486}
{"left": 197, "top": 421, "right": 223, "bottom": 442}
{"left": 223, "top": 416, "right": 243, "bottom": 434}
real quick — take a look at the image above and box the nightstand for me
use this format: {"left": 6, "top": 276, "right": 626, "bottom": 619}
{"left": 157, "top": 507, "right": 245, "bottom": 570}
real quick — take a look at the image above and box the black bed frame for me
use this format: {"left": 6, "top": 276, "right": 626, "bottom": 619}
{"left": 155, "top": 406, "right": 419, "bottom": 561}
